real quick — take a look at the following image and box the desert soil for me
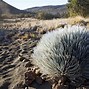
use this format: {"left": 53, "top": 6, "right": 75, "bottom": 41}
{"left": 0, "top": 17, "right": 89, "bottom": 89}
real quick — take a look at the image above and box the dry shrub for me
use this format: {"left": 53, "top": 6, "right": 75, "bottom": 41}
{"left": 19, "top": 33, "right": 29, "bottom": 40}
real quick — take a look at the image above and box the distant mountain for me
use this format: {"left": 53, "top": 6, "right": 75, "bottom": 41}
{"left": 25, "top": 5, "right": 68, "bottom": 15}
{"left": 0, "top": 0, "right": 26, "bottom": 16}
{"left": 0, "top": 0, "right": 68, "bottom": 19}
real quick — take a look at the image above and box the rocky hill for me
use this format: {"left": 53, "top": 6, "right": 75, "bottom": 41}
{"left": 0, "top": 0, "right": 67, "bottom": 19}
{"left": 26, "top": 5, "right": 67, "bottom": 15}
{"left": 0, "top": 0, "right": 26, "bottom": 16}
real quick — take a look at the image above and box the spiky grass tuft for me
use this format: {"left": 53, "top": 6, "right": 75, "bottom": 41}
{"left": 32, "top": 25, "right": 89, "bottom": 87}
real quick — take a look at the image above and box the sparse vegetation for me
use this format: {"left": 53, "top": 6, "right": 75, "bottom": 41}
{"left": 1, "top": 16, "right": 89, "bottom": 30}
{"left": 35, "top": 11, "right": 63, "bottom": 20}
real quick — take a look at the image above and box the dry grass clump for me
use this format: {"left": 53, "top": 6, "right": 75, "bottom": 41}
{"left": 67, "top": 16, "right": 85, "bottom": 25}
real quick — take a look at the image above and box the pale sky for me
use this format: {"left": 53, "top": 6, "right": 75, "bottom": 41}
{"left": 3, "top": 0, "right": 68, "bottom": 10}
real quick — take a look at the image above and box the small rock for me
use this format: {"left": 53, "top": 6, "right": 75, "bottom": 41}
{"left": 19, "top": 56, "right": 25, "bottom": 61}
{"left": 25, "top": 62, "right": 32, "bottom": 67}
{"left": 25, "top": 71, "right": 36, "bottom": 86}
{"left": 21, "top": 50, "right": 28, "bottom": 54}
{"left": 35, "top": 76, "right": 43, "bottom": 84}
